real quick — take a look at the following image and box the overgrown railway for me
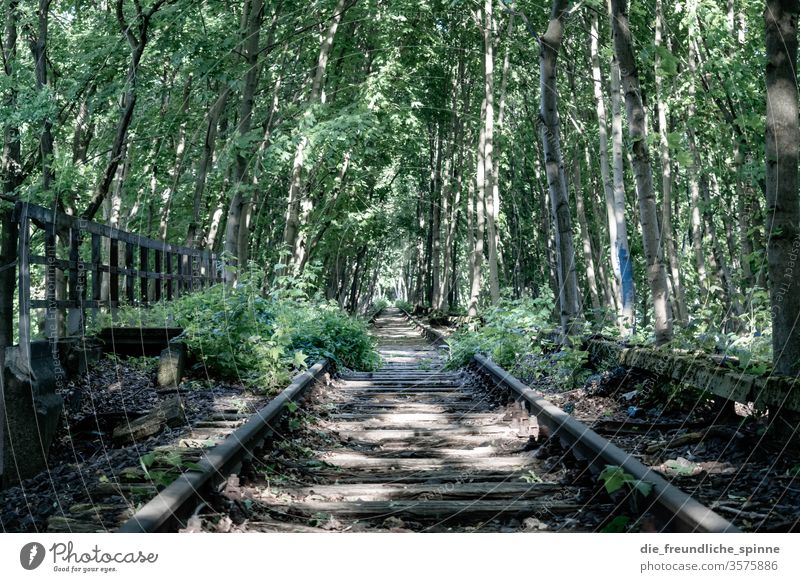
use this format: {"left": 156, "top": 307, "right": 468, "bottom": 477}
{"left": 120, "top": 308, "right": 737, "bottom": 533}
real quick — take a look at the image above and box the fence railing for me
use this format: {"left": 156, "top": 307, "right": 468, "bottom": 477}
{"left": 12, "top": 201, "right": 224, "bottom": 366}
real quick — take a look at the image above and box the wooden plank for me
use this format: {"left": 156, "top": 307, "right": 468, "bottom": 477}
{"left": 318, "top": 453, "right": 532, "bottom": 471}
{"left": 257, "top": 499, "right": 582, "bottom": 520}
{"left": 22, "top": 201, "right": 209, "bottom": 258}
{"left": 140, "top": 246, "right": 149, "bottom": 304}
{"left": 165, "top": 252, "right": 173, "bottom": 301}
{"left": 276, "top": 482, "right": 563, "bottom": 502}
{"left": 125, "top": 242, "right": 135, "bottom": 302}
{"left": 67, "top": 227, "right": 83, "bottom": 335}
{"left": 44, "top": 220, "right": 58, "bottom": 339}
{"left": 91, "top": 232, "right": 102, "bottom": 305}
{"left": 17, "top": 205, "right": 32, "bottom": 369}
{"left": 154, "top": 249, "right": 162, "bottom": 302}
{"left": 109, "top": 238, "right": 119, "bottom": 305}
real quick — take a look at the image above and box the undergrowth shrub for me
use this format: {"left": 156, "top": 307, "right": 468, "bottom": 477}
{"left": 446, "top": 293, "right": 590, "bottom": 389}
{"left": 89, "top": 270, "right": 379, "bottom": 392}
{"left": 172, "top": 277, "right": 379, "bottom": 390}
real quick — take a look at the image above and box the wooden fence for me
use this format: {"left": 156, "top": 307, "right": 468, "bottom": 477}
{"left": 12, "top": 201, "right": 224, "bottom": 364}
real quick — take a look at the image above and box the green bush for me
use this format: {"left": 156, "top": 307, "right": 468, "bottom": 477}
{"left": 167, "top": 276, "right": 379, "bottom": 391}
{"left": 446, "top": 293, "right": 590, "bottom": 389}
{"left": 447, "top": 294, "right": 556, "bottom": 369}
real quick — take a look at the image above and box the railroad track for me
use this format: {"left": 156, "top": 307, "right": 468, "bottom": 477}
{"left": 118, "top": 308, "right": 738, "bottom": 533}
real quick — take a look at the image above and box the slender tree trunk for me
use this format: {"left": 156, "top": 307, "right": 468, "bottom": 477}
{"left": 1, "top": 0, "right": 22, "bottom": 352}
{"left": 572, "top": 147, "right": 600, "bottom": 311}
{"left": 540, "top": 0, "right": 580, "bottom": 334}
{"left": 610, "top": 55, "right": 635, "bottom": 330}
{"left": 187, "top": 86, "right": 229, "bottom": 247}
{"left": 430, "top": 125, "right": 443, "bottom": 308}
{"left": 492, "top": 14, "right": 514, "bottom": 284}
{"left": 72, "top": 84, "right": 95, "bottom": 166}
{"left": 482, "top": 0, "right": 499, "bottom": 304}
{"left": 82, "top": 0, "right": 169, "bottom": 220}
{"left": 610, "top": 0, "right": 673, "bottom": 344}
{"left": 223, "top": 0, "right": 264, "bottom": 281}
{"left": 469, "top": 86, "right": 487, "bottom": 317}
{"left": 686, "top": 11, "right": 709, "bottom": 296}
{"left": 655, "top": 0, "right": 687, "bottom": 324}
{"left": 589, "top": 13, "right": 623, "bottom": 316}
{"left": 159, "top": 74, "right": 192, "bottom": 241}
{"left": 29, "top": 0, "right": 55, "bottom": 197}
{"left": 283, "top": 0, "right": 348, "bottom": 274}
{"left": 765, "top": 0, "right": 800, "bottom": 376}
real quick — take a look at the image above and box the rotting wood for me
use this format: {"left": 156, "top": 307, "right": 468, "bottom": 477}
{"left": 112, "top": 396, "right": 186, "bottom": 445}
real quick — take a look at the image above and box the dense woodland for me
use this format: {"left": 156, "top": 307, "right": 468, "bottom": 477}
{"left": 2, "top": 0, "right": 800, "bottom": 378}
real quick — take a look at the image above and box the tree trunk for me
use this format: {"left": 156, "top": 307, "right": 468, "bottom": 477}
{"left": 482, "top": 0, "right": 499, "bottom": 305}
{"left": 539, "top": 0, "right": 580, "bottom": 334}
{"left": 1, "top": 0, "right": 21, "bottom": 352}
{"left": 765, "top": 0, "right": 800, "bottom": 376}
{"left": 82, "top": 0, "right": 168, "bottom": 220}
{"left": 223, "top": 0, "right": 264, "bottom": 282}
{"left": 686, "top": 10, "right": 709, "bottom": 297}
{"left": 572, "top": 147, "right": 600, "bottom": 311}
{"left": 29, "top": 0, "right": 55, "bottom": 197}
{"left": 283, "top": 0, "right": 348, "bottom": 274}
{"left": 610, "top": 0, "right": 673, "bottom": 344}
{"left": 159, "top": 74, "right": 192, "bottom": 241}
{"left": 589, "top": 12, "right": 623, "bottom": 316}
{"left": 610, "top": 54, "right": 635, "bottom": 331}
{"left": 655, "top": 0, "right": 687, "bottom": 324}
{"left": 469, "top": 86, "right": 487, "bottom": 317}
{"left": 187, "top": 86, "right": 229, "bottom": 247}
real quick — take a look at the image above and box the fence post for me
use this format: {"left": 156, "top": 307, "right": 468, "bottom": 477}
{"left": 140, "top": 246, "right": 149, "bottom": 304}
{"left": 44, "top": 221, "right": 58, "bottom": 340}
{"left": 67, "top": 226, "right": 83, "bottom": 336}
{"left": 91, "top": 233, "right": 101, "bottom": 323}
{"left": 17, "top": 204, "right": 31, "bottom": 371}
{"left": 109, "top": 237, "right": 119, "bottom": 311}
{"left": 165, "top": 251, "right": 173, "bottom": 301}
{"left": 125, "top": 242, "right": 135, "bottom": 303}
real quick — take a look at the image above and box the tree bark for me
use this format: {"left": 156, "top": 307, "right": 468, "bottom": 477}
{"left": 159, "top": 74, "right": 192, "bottom": 241}
{"left": 610, "top": 0, "right": 673, "bottom": 344}
{"left": 765, "top": 0, "right": 800, "bottom": 375}
{"left": 1, "top": 0, "right": 22, "bottom": 352}
{"left": 29, "top": 0, "right": 55, "bottom": 197}
{"left": 482, "top": 0, "right": 499, "bottom": 305}
{"left": 539, "top": 0, "right": 580, "bottom": 334}
{"left": 187, "top": 85, "right": 229, "bottom": 247}
{"left": 589, "top": 13, "right": 622, "bottom": 316}
{"left": 686, "top": 8, "right": 709, "bottom": 297}
{"left": 468, "top": 80, "right": 487, "bottom": 317}
{"left": 223, "top": 0, "right": 264, "bottom": 281}
{"left": 82, "top": 0, "right": 172, "bottom": 220}
{"left": 655, "top": 0, "right": 687, "bottom": 324}
{"left": 610, "top": 53, "right": 635, "bottom": 330}
{"left": 572, "top": 147, "right": 600, "bottom": 311}
{"left": 283, "top": 0, "right": 349, "bottom": 274}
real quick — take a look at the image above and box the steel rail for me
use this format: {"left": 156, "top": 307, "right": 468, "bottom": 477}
{"left": 117, "top": 359, "right": 330, "bottom": 533}
{"left": 401, "top": 310, "right": 739, "bottom": 533}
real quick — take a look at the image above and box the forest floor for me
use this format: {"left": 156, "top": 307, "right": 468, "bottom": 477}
{"left": 0, "top": 358, "right": 266, "bottom": 532}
